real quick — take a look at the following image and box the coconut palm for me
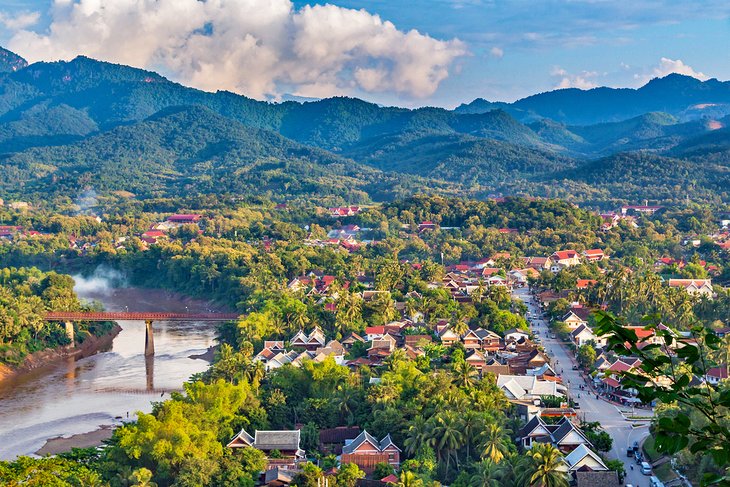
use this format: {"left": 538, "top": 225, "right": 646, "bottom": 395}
{"left": 452, "top": 360, "right": 479, "bottom": 389}
{"left": 459, "top": 410, "right": 484, "bottom": 460}
{"left": 522, "top": 443, "right": 569, "bottom": 487}
{"left": 429, "top": 411, "right": 464, "bottom": 472}
{"left": 404, "top": 415, "right": 431, "bottom": 456}
{"left": 478, "top": 424, "right": 509, "bottom": 464}
{"left": 469, "top": 459, "right": 503, "bottom": 487}
{"left": 397, "top": 470, "right": 424, "bottom": 487}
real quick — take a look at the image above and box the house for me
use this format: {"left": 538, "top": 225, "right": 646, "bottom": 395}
{"left": 319, "top": 426, "right": 362, "bottom": 454}
{"left": 576, "top": 279, "right": 598, "bottom": 289}
{"left": 523, "top": 256, "right": 550, "bottom": 271}
{"left": 465, "top": 349, "right": 487, "bottom": 370}
{"left": 365, "top": 326, "right": 386, "bottom": 342}
{"left": 504, "top": 328, "right": 530, "bottom": 342}
{"left": 341, "top": 431, "right": 401, "bottom": 473}
{"left": 550, "top": 250, "right": 581, "bottom": 268}
{"left": 561, "top": 311, "right": 588, "bottom": 330}
{"left": 418, "top": 221, "right": 438, "bottom": 232}
{"left": 167, "top": 213, "right": 202, "bottom": 224}
{"left": 563, "top": 444, "right": 608, "bottom": 471}
{"left": 551, "top": 418, "right": 593, "bottom": 453}
{"left": 462, "top": 329, "right": 484, "bottom": 350}
{"left": 706, "top": 366, "right": 728, "bottom": 385}
{"left": 621, "top": 205, "right": 662, "bottom": 216}
{"left": 668, "top": 279, "right": 714, "bottom": 298}
{"left": 439, "top": 327, "right": 459, "bottom": 347}
{"left": 341, "top": 333, "right": 366, "bottom": 350}
{"left": 497, "top": 374, "right": 566, "bottom": 401}
{"left": 404, "top": 335, "right": 432, "bottom": 348}
{"left": 227, "top": 429, "right": 305, "bottom": 470}
{"left": 570, "top": 324, "right": 601, "bottom": 347}
{"left": 582, "top": 249, "right": 605, "bottom": 262}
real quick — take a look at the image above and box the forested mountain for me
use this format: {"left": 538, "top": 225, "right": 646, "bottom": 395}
{"left": 457, "top": 74, "right": 730, "bottom": 124}
{"left": 0, "top": 47, "right": 729, "bottom": 206}
{"left": 0, "top": 47, "right": 26, "bottom": 73}
{"left": 0, "top": 105, "right": 459, "bottom": 203}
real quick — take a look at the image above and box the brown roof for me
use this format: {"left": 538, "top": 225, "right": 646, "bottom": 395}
{"left": 575, "top": 471, "right": 619, "bottom": 487}
{"left": 319, "top": 426, "right": 362, "bottom": 444}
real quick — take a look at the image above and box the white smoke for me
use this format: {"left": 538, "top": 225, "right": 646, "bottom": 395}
{"left": 8, "top": 0, "right": 467, "bottom": 100}
{"left": 73, "top": 266, "right": 127, "bottom": 297}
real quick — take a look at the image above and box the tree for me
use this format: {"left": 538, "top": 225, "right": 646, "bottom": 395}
{"left": 373, "top": 462, "right": 395, "bottom": 480}
{"left": 397, "top": 470, "right": 424, "bottom": 487}
{"left": 469, "top": 459, "right": 503, "bottom": 487}
{"left": 131, "top": 468, "right": 158, "bottom": 487}
{"left": 576, "top": 344, "right": 596, "bottom": 369}
{"left": 479, "top": 424, "right": 509, "bottom": 464}
{"left": 337, "top": 463, "right": 366, "bottom": 487}
{"left": 452, "top": 360, "right": 478, "bottom": 389}
{"left": 594, "top": 311, "right": 730, "bottom": 484}
{"left": 522, "top": 443, "right": 569, "bottom": 487}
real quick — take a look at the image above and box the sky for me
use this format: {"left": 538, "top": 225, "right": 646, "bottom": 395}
{"left": 0, "top": 0, "right": 728, "bottom": 108}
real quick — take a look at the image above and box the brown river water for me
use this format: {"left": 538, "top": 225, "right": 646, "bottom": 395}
{"left": 0, "top": 283, "right": 224, "bottom": 460}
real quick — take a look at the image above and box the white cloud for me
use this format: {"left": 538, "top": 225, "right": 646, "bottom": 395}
{"left": 0, "top": 10, "right": 40, "bottom": 30}
{"left": 489, "top": 47, "right": 504, "bottom": 59}
{"left": 633, "top": 57, "right": 709, "bottom": 84}
{"left": 7, "top": 0, "right": 467, "bottom": 100}
{"left": 551, "top": 66, "right": 599, "bottom": 90}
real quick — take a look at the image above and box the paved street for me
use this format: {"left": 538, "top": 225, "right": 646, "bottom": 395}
{"left": 512, "top": 287, "right": 654, "bottom": 486}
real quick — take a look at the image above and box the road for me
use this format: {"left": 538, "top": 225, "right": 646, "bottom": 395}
{"left": 512, "top": 287, "right": 653, "bottom": 487}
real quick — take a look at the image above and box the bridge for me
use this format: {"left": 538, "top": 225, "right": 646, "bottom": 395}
{"left": 45, "top": 311, "right": 240, "bottom": 356}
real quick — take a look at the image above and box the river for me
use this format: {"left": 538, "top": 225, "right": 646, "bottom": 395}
{"left": 0, "top": 285, "right": 224, "bottom": 460}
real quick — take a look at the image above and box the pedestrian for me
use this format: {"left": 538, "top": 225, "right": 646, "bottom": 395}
{"left": 630, "top": 464, "right": 634, "bottom": 471}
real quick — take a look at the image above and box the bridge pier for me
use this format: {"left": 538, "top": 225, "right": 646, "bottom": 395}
{"left": 145, "top": 320, "right": 154, "bottom": 356}
{"left": 145, "top": 353, "right": 154, "bottom": 391}
{"left": 64, "top": 321, "right": 75, "bottom": 345}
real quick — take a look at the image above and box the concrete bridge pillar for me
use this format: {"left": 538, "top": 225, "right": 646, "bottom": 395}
{"left": 145, "top": 353, "right": 154, "bottom": 391}
{"left": 64, "top": 321, "right": 75, "bottom": 345}
{"left": 144, "top": 320, "right": 155, "bottom": 356}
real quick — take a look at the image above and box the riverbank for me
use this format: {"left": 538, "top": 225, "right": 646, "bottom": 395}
{"left": 0, "top": 324, "right": 122, "bottom": 386}
{"left": 35, "top": 425, "right": 116, "bottom": 456}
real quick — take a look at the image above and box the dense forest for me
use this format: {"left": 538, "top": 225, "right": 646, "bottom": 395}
{"left": 0, "top": 267, "right": 112, "bottom": 366}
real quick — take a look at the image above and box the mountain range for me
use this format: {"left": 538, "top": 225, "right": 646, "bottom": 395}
{"left": 0, "top": 47, "right": 728, "bottom": 207}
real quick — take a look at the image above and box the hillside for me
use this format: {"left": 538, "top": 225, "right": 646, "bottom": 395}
{"left": 0, "top": 105, "right": 458, "bottom": 203}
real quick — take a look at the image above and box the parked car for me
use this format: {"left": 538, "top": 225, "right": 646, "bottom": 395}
{"left": 573, "top": 402, "right": 580, "bottom": 409}
{"left": 650, "top": 476, "right": 664, "bottom": 487}
{"left": 550, "top": 333, "right": 556, "bottom": 339}
{"left": 641, "top": 461, "right": 652, "bottom": 475}
{"left": 626, "top": 448, "right": 634, "bottom": 457}
{"left": 572, "top": 365, "right": 579, "bottom": 370}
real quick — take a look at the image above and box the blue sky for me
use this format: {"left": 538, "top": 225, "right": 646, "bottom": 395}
{"left": 1, "top": 0, "right": 729, "bottom": 107}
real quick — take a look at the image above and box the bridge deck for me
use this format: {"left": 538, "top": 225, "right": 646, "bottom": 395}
{"left": 44, "top": 311, "right": 240, "bottom": 321}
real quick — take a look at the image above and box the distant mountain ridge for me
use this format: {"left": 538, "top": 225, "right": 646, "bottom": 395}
{"left": 0, "top": 46, "right": 728, "bottom": 206}
{"left": 457, "top": 74, "right": 730, "bottom": 125}
{"left": 0, "top": 47, "right": 27, "bottom": 73}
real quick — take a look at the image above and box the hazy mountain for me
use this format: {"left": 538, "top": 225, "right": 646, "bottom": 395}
{"left": 460, "top": 75, "right": 730, "bottom": 125}
{"left": 0, "top": 47, "right": 27, "bottom": 73}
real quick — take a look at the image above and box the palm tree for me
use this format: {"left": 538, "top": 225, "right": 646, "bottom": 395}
{"left": 470, "top": 459, "right": 502, "bottom": 487}
{"left": 385, "top": 348, "right": 408, "bottom": 371}
{"left": 404, "top": 415, "right": 431, "bottom": 456}
{"left": 335, "top": 385, "right": 355, "bottom": 425}
{"left": 479, "top": 424, "right": 509, "bottom": 464}
{"left": 459, "top": 410, "right": 483, "bottom": 460}
{"left": 452, "top": 360, "right": 479, "bottom": 389}
{"left": 397, "top": 470, "right": 424, "bottom": 487}
{"left": 130, "top": 468, "right": 158, "bottom": 487}
{"left": 523, "top": 443, "right": 569, "bottom": 487}
{"left": 452, "top": 319, "right": 469, "bottom": 337}
{"left": 429, "top": 411, "right": 464, "bottom": 472}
